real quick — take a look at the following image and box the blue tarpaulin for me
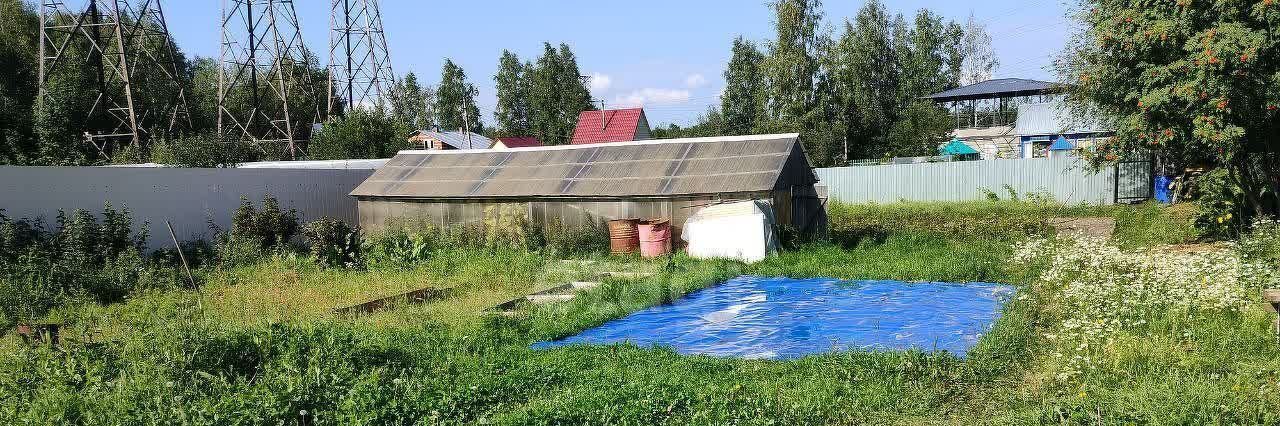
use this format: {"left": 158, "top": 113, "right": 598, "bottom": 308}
{"left": 939, "top": 138, "right": 980, "bottom": 156}
{"left": 533, "top": 276, "right": 1014, "bottom": 359}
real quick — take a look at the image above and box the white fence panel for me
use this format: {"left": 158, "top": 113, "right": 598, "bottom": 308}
{"left": 815, "top": 157, "right": 1120, "bottom": 205}
{"left": 0, "top": 167, "right": 374, "bottom": 248}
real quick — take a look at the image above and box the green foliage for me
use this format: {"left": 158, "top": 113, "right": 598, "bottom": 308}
{"left": 493, "top": 50, "right": 532, "bottom": 136}
{"left": 387, "top": 71, "right": 434, "bottom": 131}
{"left": 230, "top": 196, "right": 299, "bottom": 251}
{"left": 434, "top": 59, "right": 484, "bottom": 134}
{"left": 0, "top": 0, "right": 39, "bottom": 165}
{"left": 148, "top": 132, "right": 259, "bottom": 167}
{"left": 0, "top": 205, "right": 177, "bottom": 324}
{"left": 720, "top": 37, "right": 766, "bottom": 136}
{"left": 308, "top": 107, "right": 410, "bottom": 160}
{"left": 527, "top": 43, "right": 595, "bottom": 145}
{"left": 302, "top": 218, "right": 361, "bottom": 268}
{"left": 1059, "top": 0, "right": 1280, "bottom": 217}
{"left": 1191, "top": 168, "right": 1248, "bottom": 239}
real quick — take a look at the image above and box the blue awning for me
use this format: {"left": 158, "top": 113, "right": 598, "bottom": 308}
{"left": 939, "top": 138, "right": 979, "bottom": 156}
{"left": 1049, "top": 136, "right": 1074, "bottom": 151}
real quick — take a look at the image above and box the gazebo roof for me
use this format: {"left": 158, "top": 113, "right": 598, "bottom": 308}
{"left": 924, "top": 78, "right": 1061, "bottom": 103}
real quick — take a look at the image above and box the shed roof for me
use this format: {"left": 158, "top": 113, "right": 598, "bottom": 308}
{"left": 410, "top": 131, "right": 493, "bottom": 150}
{"left": 350, "top": 133, "right": 814, "bottom": 199}
{"left": 924, "top": 78, "right": 1060, "bottom": 102}
{"left": 571, "top": 108, "right": 648, "bottom": 144}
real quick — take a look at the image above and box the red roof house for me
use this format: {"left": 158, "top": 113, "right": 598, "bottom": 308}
{"left": 570, "top": 108, "right": 652, "bottom": 145}
{"left": 492, "top": 137, "right": 543, "bottom": 149}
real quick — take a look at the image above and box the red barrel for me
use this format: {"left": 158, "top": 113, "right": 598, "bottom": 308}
{"left": 638, "top": 219, "right": 671, "bottom": 258}
{"left": 608, "top": 219, "right": 640, "bottom": 255}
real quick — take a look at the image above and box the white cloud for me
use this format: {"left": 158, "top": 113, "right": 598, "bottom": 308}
{"left": 613, "top": 88, "right": 692, "bottom": 107}
{"left": 684, "top": 73, "right": 708, "bottom": 88}
{"left": 588, "top": 72, "right": 612, "bottom": 92}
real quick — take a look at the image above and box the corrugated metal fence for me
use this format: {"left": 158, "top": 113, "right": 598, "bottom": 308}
{"left": 815, "top": 157, "right": 1142, "bottom": 205}
{"left": 0, "top": 167, "right": 374, "bottom": 248}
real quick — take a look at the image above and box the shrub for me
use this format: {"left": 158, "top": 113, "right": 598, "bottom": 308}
{"left": 230, "top": 195, "right": 299, "bottom": 250}
{"left": 0, "top": 205, "right": 179, "bottom": 325}
{"left": 148, "top": 132, "right": 259, "bottom": 168}
{"left": 303, "top": 218, "right": 361, "bottom": 268}
{"left": 1190, "top": 169, "right": 1248, "bottom": 239}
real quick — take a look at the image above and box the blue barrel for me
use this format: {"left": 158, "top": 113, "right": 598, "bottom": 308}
{"left": 1153, "top": 175, "right": 1173, "bottom": 203}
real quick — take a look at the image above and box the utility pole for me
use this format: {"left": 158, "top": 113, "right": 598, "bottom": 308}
{"left": 327, "top": 0, "right": 396, "bottom": 113}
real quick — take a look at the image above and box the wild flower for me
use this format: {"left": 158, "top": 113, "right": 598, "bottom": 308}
{"left": 1011, "top": 234, "right": 1277, "bottom": 383}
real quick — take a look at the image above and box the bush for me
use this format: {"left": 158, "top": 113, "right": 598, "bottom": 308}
{"left": 1190, "top": 169, "right": 1248, "bottom": 239}
{"left": 148, "top": 132, "right": 260, "bottom": 167}
{"left": 230, "top": 195, "right": 299, "bottom": 251}
{"left": 303, "top": 218, "right": 361, "bottom": 268}
{"left": 0, "top": 205, "right": 179, "bottom": 325}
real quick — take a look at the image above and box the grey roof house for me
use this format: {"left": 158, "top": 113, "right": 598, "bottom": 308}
{"left": 407, "top": 130, "right": 493, "bottom": 150}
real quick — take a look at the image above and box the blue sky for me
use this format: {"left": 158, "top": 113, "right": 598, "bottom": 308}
{"left": 162, "top": 0, "right": 1073, "bottom": 126}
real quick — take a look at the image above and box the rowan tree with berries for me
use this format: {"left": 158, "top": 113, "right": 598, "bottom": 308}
{"left": 1058, "top": 0, "right": 1280, "bottom": 219}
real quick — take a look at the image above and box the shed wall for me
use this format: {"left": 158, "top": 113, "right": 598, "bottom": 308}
{"left": 358, "top": 189, "right": 826, "bottom": 245}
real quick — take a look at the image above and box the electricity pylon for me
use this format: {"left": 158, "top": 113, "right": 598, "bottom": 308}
{"left": 327, "top": 0, "right": 396, "bottom": 113}
{"left": 38, "top": 0, "right": 190, "bottom": 159}
{"left": 218, "top": 0, "right": 323, "bottom": 159}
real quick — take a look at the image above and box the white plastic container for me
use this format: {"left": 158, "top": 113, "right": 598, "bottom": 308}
{"left": 681, "top": 200, "right": 777, "bottom": 263}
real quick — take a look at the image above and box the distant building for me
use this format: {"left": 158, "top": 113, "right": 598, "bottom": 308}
{"left": 1014, "top": 101, "right": 1112, "bottom": 159}
{"left": 407, "top": 130, "right": 493, "bottom": 150}
{"left": 492, "top": 136, "right": 543, "bottom": 150}
{"left": 924, "top": 78, "right": 1062, "bottom": 160}
{"left": 570, "top": 108, "right": 652, "bottom": 145}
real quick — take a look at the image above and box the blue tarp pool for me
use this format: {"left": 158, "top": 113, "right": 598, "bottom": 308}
{"left": 533, "top": 276, "right": 1014, "bottom": 360}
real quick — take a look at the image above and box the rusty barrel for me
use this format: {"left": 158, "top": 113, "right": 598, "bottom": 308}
{"left": 608, "top": 218, "right": 640, "bottom": 254}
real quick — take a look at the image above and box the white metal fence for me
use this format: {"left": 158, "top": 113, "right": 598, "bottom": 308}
{"left": 0, "top": 167, "right": 374, "bottom": 248}
{"left": 815, "top": 157, "right": 1144, "bottom": 205}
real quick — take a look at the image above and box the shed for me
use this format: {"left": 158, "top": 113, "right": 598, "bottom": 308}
{"left": 350, "top": 133, "right": 826, "bottom": 242}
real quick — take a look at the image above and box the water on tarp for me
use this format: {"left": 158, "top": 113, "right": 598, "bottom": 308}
{"left": 532, "top": 276, "right": 1014, "bottom": 360}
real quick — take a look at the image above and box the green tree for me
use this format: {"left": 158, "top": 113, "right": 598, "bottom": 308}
{"left": 721, "top": 37, "right": 766, "bottom": 136}
{"left": 528, "top": 43, "right": 594, "bottom": 145}
{"left": 493, "top": 50, "right": 531, "bottom": 136}
{"left": 433, "top": 59, "right": 483, "bottom": 134}
{"left": 832, "top": 1, "right": 899, "bottom": 160}
{"left": 761, "top": 0, "right": 824, "bottom": 124}
{"left": 0, "top": 0, "right": 39, "bottom": 165}
{"left": 388, "top": 71, "right": 433, "bottom": 131}
{"left": 308, "top": 107, "right": 410, "bottom": 160}
{"left": 1059, "top": 0, "right": 1280, "bottom": 217}
{"left": 959, "top": 13, "right": 998, "bottom": 86}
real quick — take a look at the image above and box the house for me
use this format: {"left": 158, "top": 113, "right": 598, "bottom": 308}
{"left": 406, "top": 130, "right": 493, "bottom": 150}
{"left": 924, "top": 78, "right": 1062, "bottom": 160}
{"left": 1013, "top": 101, "right": 1112, "bottom": 159}
{"left": 570, "top": 108, "right": 652, "bottom": 144}
{"left": 491, "top": 136, "right": 543, "bottom": 150}
{"left": 349, "top": 133, "right": 826, "bottom": 243}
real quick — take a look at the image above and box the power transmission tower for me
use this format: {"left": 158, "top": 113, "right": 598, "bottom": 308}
{"left": 38, "top": 0, "right": 190, "bottom": 159}
{"left": 218, "top": 0, "right": 323, "bottom": 160}
{"left": 327, "top": 0, "right": 396, "bottom": 113}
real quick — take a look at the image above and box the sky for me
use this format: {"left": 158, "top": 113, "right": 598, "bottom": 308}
{"left": 160, "top": 0, "right": 1074, "bottom": 127}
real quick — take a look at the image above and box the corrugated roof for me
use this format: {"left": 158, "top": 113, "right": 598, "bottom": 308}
{"left": 412, "top": 131, "right": 493, "bottom": 150}
{"left": 1015, "top": 101, "right": 1112, "bottom": 136}
{"left": 350, "top": 133, "right": 814, "bottom": 199}
{"left": 571, "top": 108, "right": 647, "bottom": 144}
{"left": 494, "top": 136, "right": 543, "bottom": 149}
{"left": 924, "top": 78, "right": 1060, "bottom": 102}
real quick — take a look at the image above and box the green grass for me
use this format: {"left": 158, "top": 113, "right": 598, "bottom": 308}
{"left": 3, "top": 201, "right": 1269, "bottom": 424}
